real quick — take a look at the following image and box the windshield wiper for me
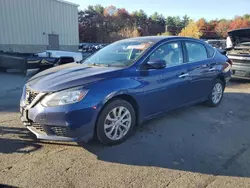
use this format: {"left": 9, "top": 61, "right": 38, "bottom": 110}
{"left": 87, "top": 63, "right": 110, "bottom": 67}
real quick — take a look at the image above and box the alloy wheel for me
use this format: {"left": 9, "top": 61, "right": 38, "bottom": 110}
{"left": 104, "top": 106, "right": 132, "bottom": 140}
{"left": 212, "top": 83, "right": 223, "bottom": 104}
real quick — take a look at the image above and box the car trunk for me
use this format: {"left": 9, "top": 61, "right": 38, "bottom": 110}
{"left": 228, "top": 28, "right": 250, "bottom": 47}
{"left": 227, "top": 28, "right": 250, "bottom": 77}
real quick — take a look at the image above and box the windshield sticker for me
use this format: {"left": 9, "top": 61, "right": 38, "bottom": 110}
{"left": 127, "top": 43, "right": 150, "bottom": 50}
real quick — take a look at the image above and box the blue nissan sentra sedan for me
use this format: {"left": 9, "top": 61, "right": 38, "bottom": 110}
{"left": 20, "top": 36, "right": 232, "bottom": 145}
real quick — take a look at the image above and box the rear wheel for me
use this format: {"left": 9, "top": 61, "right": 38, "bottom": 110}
{"left": 96, "top": 99, "right": 136, "bottom": 145}
{"left": 206, "top": 79, "right": 224, "bottom": 107}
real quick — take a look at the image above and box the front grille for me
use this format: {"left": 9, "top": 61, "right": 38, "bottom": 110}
{"left": 28, "top": 122, "right": 69, "bottom": 137}
{"left": 231, "top": 59, "right": 250, "bottom": 64}
{"left": 233, "top": 70, "right": 250, "bottom": 77}
{"left": 26, "top": 119, "right": 70, "bottom": 137}
{"left": 26, "top": 88, "right": 39, "bottom": 104}
{"left": 51, "top": 126, "right": 69, "bottom": 137}
{"left": 31, "top": 122, "right": 44, "bottom": 132}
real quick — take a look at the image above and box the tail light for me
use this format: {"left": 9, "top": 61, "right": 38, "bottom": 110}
{"left": 227, "top": 58, "right": 233, "bottom": 65}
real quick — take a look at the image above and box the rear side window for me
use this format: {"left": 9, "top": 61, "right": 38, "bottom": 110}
{"left": 206, "top": 44, "right": 215, "bottom": 58}
{"left": 185, "top": 42, "right": 208, "bottom": 62}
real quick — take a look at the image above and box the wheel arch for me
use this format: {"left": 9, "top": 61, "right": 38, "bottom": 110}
{"left": 216, "top": 74, "right": 226, "bottom": 88}
{"left": 94, "top": 93, "right": 140, "bottom": 137}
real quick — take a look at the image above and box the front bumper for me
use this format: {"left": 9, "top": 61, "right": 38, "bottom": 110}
{"left": 231, "top": 67, "right": 250, "bottom": 79}
{"left": 27, "top": 125, "right": 76, "bottom": 142}
{"left": 20, "top": 100, "right": 100, "bottom": 142}
{"left": 230, "top": 58, "right": 250, "bottom": 79}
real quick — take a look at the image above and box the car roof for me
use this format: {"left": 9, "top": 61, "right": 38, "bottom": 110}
{"left": 120, "top": 36, "right": 201, "bottom": 43}
{"left": 206, "top": 39, "right": 226, "bottom": 42}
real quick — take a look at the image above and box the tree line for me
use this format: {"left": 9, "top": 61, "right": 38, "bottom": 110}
{"left": 78, "top": 5, "right": 250, "bottom": 43}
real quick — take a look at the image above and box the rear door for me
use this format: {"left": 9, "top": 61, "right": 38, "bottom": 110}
{"left": 184, "top": 41, "right": 217, "bottom": 102}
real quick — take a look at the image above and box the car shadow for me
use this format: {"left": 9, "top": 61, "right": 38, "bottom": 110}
{"left": 0, "top": 126, "right": 42, "bottom": 154}
{"left": 229, "top": 78, "right": 250, "bottom": 85}
{"left": 0, "top": 126, "right": 79, "bottom": 154}
{"left": 0, "top": 184, "right": 19, "bottom": 188}
{"left": 79, "top": 92, "right": 250, "bottom": 178}
{"left": 1, "top": 92, "right": 250, "bottom": 178}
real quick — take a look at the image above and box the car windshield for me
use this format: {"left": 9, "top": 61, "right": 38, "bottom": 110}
{"left": 83, "top": 40, "right": 154, "bottom": 67}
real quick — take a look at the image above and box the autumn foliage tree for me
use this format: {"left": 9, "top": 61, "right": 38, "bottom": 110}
{"left": 196, "top": 18, "right": 207, "bottom": 31}
{"left": 196, "top": 18, "right": 212, "bottom": 38}
{"left": 229, "top": 17, "right": 250, "bottom": 30}
{"left": 79, "top": 5, "right": 250, "bottom": 43}
{"left": 179, "top": 21, "right": 202, "bottom": 38}
{"left": 215, "top": 20, "right": 231, "bottom": 38}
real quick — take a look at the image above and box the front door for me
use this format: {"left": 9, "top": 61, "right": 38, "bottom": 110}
{"left": 139, "top": 41, "right": 190, "bottom": 118}
{"left": 48, "top": 34, "right": 59, "bottom": 50}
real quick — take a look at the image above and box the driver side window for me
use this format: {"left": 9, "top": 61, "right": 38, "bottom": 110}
{"left": 149, "top": 42, "right": 183, "bottom": 67}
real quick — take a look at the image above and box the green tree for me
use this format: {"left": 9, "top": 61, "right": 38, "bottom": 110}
{"left": 165, "top": 16, "right": 190, "bottom": 35}
{"left": 165, "top": 16, "right": 182, "bottom": 28}
{"left": 132, "top": 9, "right": 148, "bottom": 20}
{"left": 93, "top": 4, "right": 104, "bottom": 14}
{"left": 86, "top": 5, "right": 104, "bottom": 15}
{"left": 181, "top": 15, "right": 190, "bottom": 28}
{"left": 150, "top": 12, "right": 165, "bottom": 25}
{"left": 243, "top": 14, "right": 250, "bottom": 20}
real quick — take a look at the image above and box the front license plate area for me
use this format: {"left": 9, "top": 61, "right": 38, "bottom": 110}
{"left": 234, "top": 70, "right": 246, "bottom": 77}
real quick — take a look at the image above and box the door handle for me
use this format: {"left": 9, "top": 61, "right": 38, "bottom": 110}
{"left": 178, "top": 73, "right": 189, "bottom": 78}
{"left": 209, "top": 68, "right": 216, "bottom": 71}
{"left": 202, "top": 64, "right": 209, "bottom": 68}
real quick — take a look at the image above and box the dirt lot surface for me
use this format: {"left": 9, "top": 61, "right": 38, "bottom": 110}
{"left": 1, "top": 72, "right": 250, "bottom": 188}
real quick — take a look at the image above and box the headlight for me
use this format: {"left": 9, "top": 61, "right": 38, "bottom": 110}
{"left": 41, "top": 87, "right": 88, "bottom": 107}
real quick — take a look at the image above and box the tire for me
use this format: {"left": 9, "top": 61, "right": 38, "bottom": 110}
{"left": 205, "top": 79, "right": 225, "bottom": 107}
{"left": 96, "top": 99, "right": 136, "bottom": 145}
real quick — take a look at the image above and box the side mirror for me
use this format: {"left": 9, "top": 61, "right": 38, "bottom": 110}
{"left": 146, "top": 59, "right": 166, "bottom": 69}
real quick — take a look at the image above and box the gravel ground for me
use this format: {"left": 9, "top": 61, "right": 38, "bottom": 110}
{"left": 1, "top": 72, "right": 250, "bottom": 188}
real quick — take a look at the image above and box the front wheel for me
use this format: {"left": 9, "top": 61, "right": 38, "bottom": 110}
{"left": 96, "top": 99, "right": 136, "bottom": 145}
{"left": 205, "top": 79, "right": 225, "bottom": 107}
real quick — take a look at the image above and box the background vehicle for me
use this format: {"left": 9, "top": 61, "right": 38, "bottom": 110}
{"left": 205, "top": 39, "right": 227, "bottom": 50}
{"left": 26, "top": 50, "right": 83, "bottom": 71}
{"left": 227, "top": 28, "right": 250, "bottom": 79}
{"left": 79, "top": 43, "right": 108, "bottom": 53}
{"left": 20, "top": 36, "right": 232, "bottom": 145}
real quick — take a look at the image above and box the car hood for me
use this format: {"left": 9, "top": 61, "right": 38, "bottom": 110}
{"left": 228, "top": 28, "right": 250, "bottom": 47}
{"left": 27, "top": 63, "right": 122, "bottom": 92}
